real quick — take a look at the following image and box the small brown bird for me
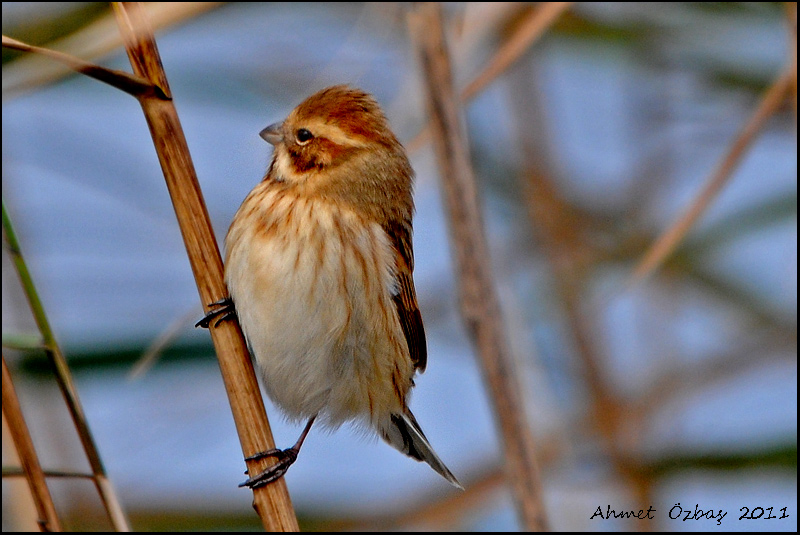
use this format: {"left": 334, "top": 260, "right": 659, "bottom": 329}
{"left": 202, "top": 85, "right": 461, "bottom": 489}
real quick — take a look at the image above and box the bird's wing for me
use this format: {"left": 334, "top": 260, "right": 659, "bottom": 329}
{"left": 382, "top": 219, "right": 427, "bottom": 372}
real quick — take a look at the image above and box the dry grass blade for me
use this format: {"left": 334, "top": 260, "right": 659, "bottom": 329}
{"left": 128, "top": 308, "right": 198, "bottom": 380}
{"left": 2, "top": 356, "right": 63, "bottom": 532}
{"left": 111, "top": 2, "right": 298, "bottom": 530}
{"left": 461, "top": 1, "right": 573, "bottom": 101}
{"left": 2, "top": 34, "right": 165, "bottom": 99}
{"left": 2, "top": 2, "right": 222, "bottom": 97}
{"left": 2, "top": 468, "right": 95, "bottom": 480}
{"left": 406, "top": 2, "right": 572, "bottom": 154}
{"left": 2, "top": 203, "right": 132, "bottom": 532}
{"left": 408, "top": 2, "right": 549, "bottom": 530}
{"left": 629, "top": 64, "right": 797, "bottom": 286}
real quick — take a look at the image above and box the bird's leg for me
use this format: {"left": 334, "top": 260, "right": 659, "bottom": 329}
{"left": 195, "top": 297, "right": 236, "bottom": 328}
{"left": 239, "top": 416, "right": 317, "bottom": 489}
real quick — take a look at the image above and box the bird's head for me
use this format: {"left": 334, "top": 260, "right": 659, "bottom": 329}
{"left": 259, "top": 85, "right": 414, "bottom": 220}
{"left": 262, "top": 85, "right": 403, "bottom": 182}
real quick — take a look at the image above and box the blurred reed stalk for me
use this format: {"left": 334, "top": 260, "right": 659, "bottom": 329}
{"left": 110, "top": 2, "right": 297, "bottom": 530}
{"left": 409, "top": 2, "right": 549, "bottom": 531}
{"left": 505, "top": 51, "right": 658, "bottom": 530}
{"left": 785, "top": 2, "right": 797, "bottom": 116}
{"left": 2, "top": 355, "right": 63, "bottom": 532}
{"left": 2, "top": 202, "right": 130, "bottom": 531}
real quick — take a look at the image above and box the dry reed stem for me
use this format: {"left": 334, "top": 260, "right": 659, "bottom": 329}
{"left": 2, "top": 203, "right": 131, "bottom": 532}
{"left": 111, "top": 2, "right": 298, "bottom": 530}
{"left": 2, "top": 356, "right": 63, "bottom": 532}
{"left": 786, "top": 3, "right": 797, "bottom": 116}
{"left": 629, "top": 63, "right": 797, "bottom": 285}
{"left": 409, "top": 3, "right": 549, "bottom": 530}
{"left": 505, "top": 56, "right": 662, "bottom": 527}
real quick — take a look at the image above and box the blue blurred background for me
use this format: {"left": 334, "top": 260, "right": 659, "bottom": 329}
{"left": 2, "top": 2, "right": 796, "bottom": 531}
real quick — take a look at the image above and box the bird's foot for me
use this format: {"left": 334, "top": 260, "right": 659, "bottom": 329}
{"left": 195, "top": 297, "right": 236, "bottom": 328}
{"left": 239, "top": 448, "right": 299, "bottom": 489}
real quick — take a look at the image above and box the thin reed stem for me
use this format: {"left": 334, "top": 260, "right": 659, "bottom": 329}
{"left": 111, "top": 2, "right": 298, "bottom": 530}
{"left": 409, "top": 3, "right": 549, "bottom": 530}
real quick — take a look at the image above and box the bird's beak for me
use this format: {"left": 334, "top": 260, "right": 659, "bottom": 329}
{"left": 259, "top": 122, "right": 283, "bottom": 146}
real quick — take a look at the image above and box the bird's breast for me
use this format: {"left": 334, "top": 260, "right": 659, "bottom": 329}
{"left": 223, "top": 183, "right": 410, "bottom": 425}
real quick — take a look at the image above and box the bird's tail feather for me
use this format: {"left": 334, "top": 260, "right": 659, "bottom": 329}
{"left": 381, "top": 411, "right": 463, "bottom": 489}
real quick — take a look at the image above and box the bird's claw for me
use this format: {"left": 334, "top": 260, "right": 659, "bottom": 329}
{"left": 239, "top": 448, "right": 299, "bottom": 489}
{"left": 196, "top": 297, "right": 236, "bottom": 328}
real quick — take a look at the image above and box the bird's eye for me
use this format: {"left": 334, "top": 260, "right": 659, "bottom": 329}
{"left": 295, "top": 128, "right": 314, "bottom": 145}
